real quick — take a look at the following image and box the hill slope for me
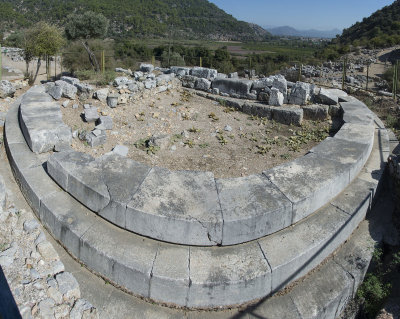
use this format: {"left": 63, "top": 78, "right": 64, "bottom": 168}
{"left": 0, "top": 0, "right": 271, "bottom": 41}
{"left": 339, "top": 0, "right": 400, "bottom": 47}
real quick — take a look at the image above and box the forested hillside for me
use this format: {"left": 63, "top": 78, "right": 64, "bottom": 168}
{"left": 339, "top": 0, "right": 400, "bottom": 48}
{"left": 0, "top": 0, "right": 271, "bottom": 41}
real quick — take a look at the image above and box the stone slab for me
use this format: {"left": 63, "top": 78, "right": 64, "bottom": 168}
{"left": 98, "top": 154, "right": 151, "bottom": 228}
{"left": 334, "top": 123, "right": 375, "bottom": 146}
{"left": 188, "top": 242, "right": 271, "bottom": 307}
{"left": 258, "top": 205, "right": 349, "bottom": 292}
{"left": 211, "top": 78, "right": 253, "bottom": 98}
{"left": 309, "top": 136, "right": 371, "bottom": 180}
{"left": 333, "top": 221, "right": 374, "bottom": 298}
{"left": 289, "top": 260, "right": 353, "bottom": 319}
{"left": 264, "top": 153, "right": 349, "bottom": 223}
{"left": 150, "top": 245, "right": 190, "bottom": 306}
{"left": 17, "top": 165, "right": 61, "bottom": 214}
{"left": 127, "top": 167, "right": 222, "bottom": 246}
{"left": 47, "top": 151, "right": 110, "bottom": 212}
{"left": 272, "top": 107, "right": 303, "bottom": 126}
{"left": 216, "top": 174, "right": 292, "bottom": 245}
{"left": 39, "top": 191, "right": 95, "bottom": 261}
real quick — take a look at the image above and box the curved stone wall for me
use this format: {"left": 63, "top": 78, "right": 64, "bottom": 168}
{"left": 4, "top": 86, "right": 390, "bottom": 308}
{"left": 42, "top": 90, "right": 375, "bottom": 246}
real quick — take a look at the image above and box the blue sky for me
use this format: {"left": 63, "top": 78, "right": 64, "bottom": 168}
{"left": 209, "top": 0, "right": 394, "bottom": 31}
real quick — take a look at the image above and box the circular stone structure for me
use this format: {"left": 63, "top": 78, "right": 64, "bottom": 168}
{"left": 4, "top": 83, "right": 391, "bottom": 309}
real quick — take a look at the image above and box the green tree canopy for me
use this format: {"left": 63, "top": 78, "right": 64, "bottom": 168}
{"left": 65, "top": 11, "right": 109, "bottom": 40}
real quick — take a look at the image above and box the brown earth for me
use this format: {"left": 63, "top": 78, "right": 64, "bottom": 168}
{"left": 61, "top": 87, "right": 333, "bottom": 178}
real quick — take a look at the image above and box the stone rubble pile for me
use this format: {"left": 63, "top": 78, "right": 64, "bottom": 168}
{"left": 1, "top": 47, "right": 24, "bottom": 62}
{"left": 0, "top": 177, "right": 98, "bottom": 319}
{"left": 44, "top": 63, "right": 349, "bottom": 147}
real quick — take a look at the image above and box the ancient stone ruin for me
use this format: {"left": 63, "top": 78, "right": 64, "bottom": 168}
{"left": 1, "top": 62, "right": 397, "bottom": 317}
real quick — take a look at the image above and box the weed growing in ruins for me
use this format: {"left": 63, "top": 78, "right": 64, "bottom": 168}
{"left": 208, "top": 112, "right": 219, "bottom": 122}
{"left": 216, "top": 133, "right": 228, "bottom": 145}
{"left": 188, "top": 127, "right": 201, "bottom": 133}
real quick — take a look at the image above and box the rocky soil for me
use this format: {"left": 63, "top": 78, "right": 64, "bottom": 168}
{"left": 61, "top": 87, "right": 332, "bottom": 178}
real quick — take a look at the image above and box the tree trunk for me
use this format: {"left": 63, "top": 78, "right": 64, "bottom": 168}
{"left": 81, "top": 41, "right": 100, "bottom": 72}
{"left": 32, "top": 57, "right": 41, "bottom": 85}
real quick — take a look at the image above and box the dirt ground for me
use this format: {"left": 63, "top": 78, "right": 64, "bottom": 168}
{"left": 61, "top": 88, "right": 333, "bottom": 178}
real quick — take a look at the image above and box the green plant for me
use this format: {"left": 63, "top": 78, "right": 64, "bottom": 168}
{"left": 199, "top": 143, "right": 209, "bottom": 148}
{"left": 208, "top": 112, "right": 219, "bottom": 122}
{"left": 216, "top": 133, "right": 227, "bottom": 145}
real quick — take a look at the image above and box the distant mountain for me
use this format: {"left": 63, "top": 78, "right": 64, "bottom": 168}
{"left": 0, "top": 0, "right": 271, "bottom": 41}
{"left": 266, "top": 26, "right": 341, "bottom": 39}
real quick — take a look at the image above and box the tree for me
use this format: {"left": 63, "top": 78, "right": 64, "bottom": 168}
{"left": 24, "top": 22, "right": 65, "bottom": 84}
{"left": 65, "top": 11, "right": 109, "bottom": 72}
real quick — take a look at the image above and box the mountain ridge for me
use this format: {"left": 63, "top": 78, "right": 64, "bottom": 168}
{"left": 0, "top": 0, "right": 271, "bottom": 41}
{"left": 266, "top": 25, "right": 341, "bottom": 39}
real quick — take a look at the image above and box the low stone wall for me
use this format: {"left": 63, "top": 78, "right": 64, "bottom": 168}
{"left": 3, "top": 87, "right": 391, "bottom": 308}
{"left": 42, "top": 90, "right": 375, "bottom": 247}
{"left": 19, "top": 86, "right": 71, "bottom": 154}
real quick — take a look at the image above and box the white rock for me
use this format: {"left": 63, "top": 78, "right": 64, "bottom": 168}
{"left": 48, "top": 287, "right": 63, "bottom": 305}
{"left": 56, "top": 272, "right": 81, "bottom": 300}
{"left": 23, "top": 219, "right": 39, "bottom": 233}
{"left": 269, "top": 88, "right": 284, "bottom": 106}
{"left": 112, "top": 145, "right": 129, "bottom": 157}
{"left": 37, "top": 241, "right": 58, "bottom": 262}
{"left": 94, "top": 88, "right": 109, "bottom": 103}
{"left": 39, "top": 298, "right": 55, "bottom": 317}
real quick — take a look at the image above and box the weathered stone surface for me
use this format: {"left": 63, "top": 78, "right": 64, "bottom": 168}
{"left": 272, "top": 76, "right": 287, "bottom": 97}
{"left": 75, "top": 83, "right": 94, "bottom": 98}
{"left": 0, "top": 80, "right": 16, "bottom": 98}
{"left": 191, "top": 67, "right": 217, "bottom": 79}
{"left": 228, "top": 72, "right": 239, "bottom": 78}
{"left": 126, "top": 167, "right": 222, "bottom": 246}
{"left": 289, "top": 261, "right": 353, "bottom": 319}
{"left": 272, "top": 107, "right": 303, "bottom": 126}
{"left": 107, "top": 94, "right": 119, "bottom": 108}
{"left": 310, "top": 137, "right": 371, "bottom": 181}
{"left": 20, "top": 89, "right": 72, "bottom": 153}
{"left": 55, "top": 80, "right": 77, "bottom": 99}
{"left": 56, "top": 272, "right": 81, "bottom": 300}
{"left": 37, "top": 240, "right": 59, "bottom": 261}
{"left": 69, "top": 299, "right": 97, "bottom": 319}
{"left": 181, "top": 75, "right": 197, "bottom": 89}
{"left": 48, "top": 85, "right": 63, "bottom": 100}
{"left": 140, "top": 63, "right": 155, "bottom": 73}
{"left": 95, "top": 116, "right": 113, "bottom": 130}
{"left": 269, "top": 88, "right": 284, "bottom": 106}
{"left": 216, "top": 174, "right": 292, "bottom": 245}
{"left": 0, "top": 175, "right": 6, "bottom": 212}
{"left": 111, "top": 145, "right": 128, "bottom": 157}
{"left": 316, "top": 88, "right": 339, "bottom": 105}
{"left": 170, "top": 66, "right": 191, "bottom": 76}
{"left": 212, "top": 78, "right": 253, "bottom": 98}
{"left": 60, "top": 76, "right": 80, "bottom": 86}
{"left": 195, "top": 78, "right": 211, "bottom": 91}
{"left": 341, "top": 101, "right": 375, "bottom": 125}
{"left": 302, "top": 104, "right": 329, "bottom": 120}
{"left": 144, "top": 79, "right": 156, "bottom": 89}
{"left": 47, "top": 151, "right": 110, "bottom": 212}
{"left": 155, "top": 74, "right": 173, "bottom": 86}
{"left": 93, "top": 88, "right": 109, "bottom": 102}
{"left": 188, "top": 243, "right": 271, "bottom": 307}
{"left": 288, "top": 82, "right": 310, "bottom": 105}
{"left": 84, "top": 107, "right": 99, "bottom": 123}
{"left": 150, "top": 245, "right": 190, "bottom": 305}
{"left": 334, "top": 123, "right": 375, "bottom": 146}
{"left": 114, "top": 77, "right": 133, "bottom": 87}
{"left": 264, "top": 153, "right": 349, "bottom": 223}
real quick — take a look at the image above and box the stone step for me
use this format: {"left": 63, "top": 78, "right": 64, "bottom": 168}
{"left": 42, "top": 94, "right": 375, "bottom": 247}
{"left": 5, "top": 96, "right": 388, "bottom": 308}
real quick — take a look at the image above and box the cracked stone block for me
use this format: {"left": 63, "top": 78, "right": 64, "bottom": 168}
{"left": 126, "top": 167, "right": 222, "bottom": 246}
